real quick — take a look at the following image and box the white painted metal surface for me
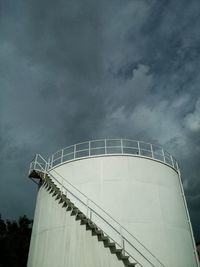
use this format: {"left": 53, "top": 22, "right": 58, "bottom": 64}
{"left": 27, "top": 186, "right": 125, "bottom": 267}
{"left": 28, "top": 139, "right": 199, "bottom": 267}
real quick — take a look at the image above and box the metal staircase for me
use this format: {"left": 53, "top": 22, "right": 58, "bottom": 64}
{"left": 29, "top": 154, "right": 165, "bottom": 267}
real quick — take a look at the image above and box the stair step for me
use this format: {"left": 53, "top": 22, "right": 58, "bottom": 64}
{"left": 44, "top": 182, "right": 49, "bottom": 188}
{"left": 43, "top": 180, "right": 48, "bottom": 186}
{"left": 47, "top": 185, "right": 52, "bottom": 191}
{"left": 49, "top": 182, "right": 54, "bottom": 188}
{"left": 52, "top": 189, "right": 59, "bottom": 197}
{"left": 126, "top": 263, "right": 136, "bottom": 267}
{"left": 88, "top": 222, "right": 96, "bottom": 229}
{"left": 80, "top": 218, "right": 93, "bottom": 225}
{"left": 55, "top": 194, "right": 62, "bottom": 200}
{"left": 58, "top": 198, "right": 63, "bottom": 203}
{"left": 45, "top": 177, "right": 50, "bottom": 183}
{"left": 50, "top": 187, "right": 55, "bottom": 193}
{"left": 80, "top": 218, "right": 88, "bottom": 224}
{"left": 62, "top": 202, "right": 68, "bottom": 207}
{"left": 93, "top": 228, "right": 103, "bottom": 235}
{"left": 91, "top": 227, "right": 101, "bottom": 236}
{"left": 105, "top": 241, "right": 116, "bottom": 248}
{"left": 58, "top": 194, "right": 67, "bottom": 204}
{"left": 62, "top": 195, "right": 70, "bottom": 204}
{"left": 76, "top": 213, "right": 86, "bottom": 221}
{"left": 120, "top": 255, "right": 129, "bottom": 261}
{"left": 47, "top": 182, "right": 51, "bottom": 191}
{"left": 114, "top": 248, "right": 123, "bottom": 254}
{"left": 71, "top": 207, "right": 79, "bottom": 215}
{"left": 37, "top": 170, "right": 45, "bottom": 179}
{"left": 66, "top": 202, "right": 74, "bottom": 211}
{"left": 86, "top": 221, "right": 97, "bottom": 231}
{"left": 29, "top": 170, "right": 41, "bottom": 179}
{"left": 98, "top": 234, "right": 109, "bottom": 242}
{"left": 60, "top": 196, "right": 70, "bottom": 207}
{"left": 80, "top": 218, "right": 89, "bottom": 225}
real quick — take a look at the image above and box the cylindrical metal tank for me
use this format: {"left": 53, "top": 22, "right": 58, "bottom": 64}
{"left": 27, "top": 139, "right": 199, "bottom": 267}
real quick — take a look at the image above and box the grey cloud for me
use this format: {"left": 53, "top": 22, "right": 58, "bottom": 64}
{"left": 184, "top": 98, "right": 200, "bottom": 132}
{"left": 0, "top": 0, "right": 200, "bottom": 241}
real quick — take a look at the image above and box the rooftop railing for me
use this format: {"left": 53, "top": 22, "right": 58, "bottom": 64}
{"left": 47, "top": 139, "right": 179, "bottom": 171}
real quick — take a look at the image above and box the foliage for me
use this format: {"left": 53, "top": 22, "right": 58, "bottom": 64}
{"left": 0, "top": 215, "right": 32, "bottom": 267}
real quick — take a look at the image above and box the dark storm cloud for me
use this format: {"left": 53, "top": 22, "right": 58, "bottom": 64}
{"left": 0, "top": 0, "right": 200, "bottom": 241}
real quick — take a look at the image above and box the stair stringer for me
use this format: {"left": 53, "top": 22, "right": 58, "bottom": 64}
{"left": 27, "top": 181, "right": 130, "bottom": 267}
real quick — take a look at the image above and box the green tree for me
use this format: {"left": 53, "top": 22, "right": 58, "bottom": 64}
{"left": 0, "top": 215, "right": 32, "bottom": 267}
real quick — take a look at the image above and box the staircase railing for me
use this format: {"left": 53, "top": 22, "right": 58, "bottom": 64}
{"left": 29, "top": 154, "right": 165, "bottom": 267}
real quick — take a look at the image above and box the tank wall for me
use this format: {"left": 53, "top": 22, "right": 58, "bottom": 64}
{"left": 27, "top": 185, "right": 125, "bottom": 267}
{"left": 51, "top": 155, "right": 197, "bottom": 267}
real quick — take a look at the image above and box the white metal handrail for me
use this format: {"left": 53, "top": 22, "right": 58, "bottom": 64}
{"left": 47, "top": 139, "right": 179, "bottom": 172}
{"left": 29, "top": 154, "right": 165, "bottom": 267}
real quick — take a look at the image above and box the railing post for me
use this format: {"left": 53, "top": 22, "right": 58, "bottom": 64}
{"left": 122, "top": 238, "right": 125, "bottom": 255}
{"left": 89, "top": 141, "right": 91, "bottom": 157}
{"left": 121, "top": 139, "right": 123, "bottom": 154}
{"left": 176, "top": 161, "right": 179, "bottom": 171}
{"left": 119, "top": 225, "right": 125, "bottom": 255}
{"left": 162, "top": 148, "right": 166, "bottom": 163}
{"left": 51, "top": 154, "right": 54, "bottom": 168}
{"left": 45, "top": 158, "right": 47, "bottom": 171}
{"left": 150, "top": 144, "right": 154, "bottom": 158}
{"left": 61, "top": 149, "right": 64, "bottom": 164}
{"left": 120, "top": 226, "right": 124, "bottom": 250}
{"left": 74, "top": 144, "right": 76, "bottom": 159}
{"left": 138, "top": 141, "right": 141, "bottom": 155}
{"left": 170, "top": 155, "right": 174, "bottom": 168}
{"left": 105, "top": 139, "right": 107, "bottom": 154}
{"left": 29, "top": 162, "right": 32, "bottom": 175}
{"left": 86, "top": 198, "right": 89, "bottom": 217}
{"left": 34, "top": 154, "right": 38, "bottom": 170}
{"left": 47, "top": 157, "right": 50, "bottom": 170}
{"left": 44, "top": 159, "right": 47, "bottom": 179}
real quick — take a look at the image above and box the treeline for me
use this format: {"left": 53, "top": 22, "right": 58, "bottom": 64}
{"left": 0, "top": 215, "right": 32, "bottom": 267}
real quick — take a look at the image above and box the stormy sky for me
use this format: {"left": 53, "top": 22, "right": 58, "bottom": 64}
{"left": 0, "top": 0, "right": 200, "bottom": 241}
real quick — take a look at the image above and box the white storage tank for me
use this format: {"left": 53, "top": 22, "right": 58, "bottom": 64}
{"left": 28, "top": 139, "right": 199, "bottom": 267}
